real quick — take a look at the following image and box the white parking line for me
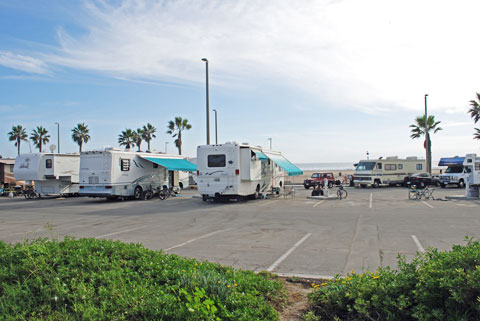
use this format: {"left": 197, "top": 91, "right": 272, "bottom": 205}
{"left": 313, "top": 200, "right": 325, "bottom": 208}
{"left": 95, "top": 226, "right": 149, "bottom": 239}
{"left": 411, "top": 235, "right": 425, "bottom": 253}
{"left": 421, "top": 201, "right": 434, "bottom": 208}
{"left": 259, "top": 200, "right": 279, "bottom": 207}
{"left": 266, "top": 233, "right": 311, "bottom": 272}
{"left": 369, "top": 193, "right": 373, "bottom": 208}
{"left": 164, "top": 228, "right": 232, "bottom": 251}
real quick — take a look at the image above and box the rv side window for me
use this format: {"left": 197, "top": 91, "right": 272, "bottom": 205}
{"left": 46, "top": 159, "right": 52, "bottom": 169}
{"left": 398, "top": 164, "right": 403, "bottom": 170}
{"left": 376, "top": 163, "right": 382, "bottom": 169}
{"left": 475, "top": 163, "right": 480, "bottom": 171}
{"left": 120, "top": 159, "right": 131, "bottom": 171}
{"left": 385, "top": 164, "right": 396, "bottom": 170}
{"left": 208, "top": 154, "right": 226, "bottom": 167}
{"left": 416, "top": 164, "right": 423, "bottom": 170}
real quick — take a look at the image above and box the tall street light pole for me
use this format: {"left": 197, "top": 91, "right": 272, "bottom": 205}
{"left": 54, "top": 122, "right": 60, "bottom": 154}
{"left": 212, "top": 109, "right": 218, "bottom": 144}
{"left": 201, "top": 58, "right": 210, "bottom": 145}
{"left": 424, "top": 94, "right": 430, "bottom": 173}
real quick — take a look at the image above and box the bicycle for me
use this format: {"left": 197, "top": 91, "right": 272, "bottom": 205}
{"left": 408, "top": 185, "right": 434, "bottom": 200}
{"left": 158, "top": 186, "right": 180, "bottom": 200}
{"left": 23, "top": 186, "right": 39, "bottom": 199}
{"left": 336, "top": 184, "right": 348, "bottom": 200}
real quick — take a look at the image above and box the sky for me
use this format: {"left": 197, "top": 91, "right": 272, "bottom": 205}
{"left": 1, "top": 0, "right": 480, "bottom": 164}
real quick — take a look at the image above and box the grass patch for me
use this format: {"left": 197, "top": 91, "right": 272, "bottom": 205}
{"left": 307, "top": 237, "right": 480, "bottom": 321}
{"left": 0, "top": 237, "right": 286, "bottom": 320}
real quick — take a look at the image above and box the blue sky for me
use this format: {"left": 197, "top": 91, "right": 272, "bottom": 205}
{"left": 1, "top": 0, "right": 479, "bottom": 163}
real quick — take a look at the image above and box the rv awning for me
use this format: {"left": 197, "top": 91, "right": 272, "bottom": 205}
{"left": 438, "top": 157, "right": 465, "bottom": 166}
{"left": 263, "top": 152, "right": 303, "bottom": 176}
{"left": 142, "top": 157, "right": 197, "bottom": 171}
{"left": 253, "top": 150, "right": 268, "bottom": 160}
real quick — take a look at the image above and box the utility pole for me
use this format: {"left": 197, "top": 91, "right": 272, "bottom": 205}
{"left": 201, "top": 58, "right": 210, "bottom": 144}
{"left": 424, "top": 94, "right": 430, "bottom": 173}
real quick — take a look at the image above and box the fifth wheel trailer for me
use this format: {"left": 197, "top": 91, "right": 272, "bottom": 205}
{"left": 13, "top": 153, "right": 80, "bottom": 196}
{"left": 78, "top": 148, "right": 197, "bottom": 199}
{"left": 196, "top": 142, "right": 303, "bottom": 201}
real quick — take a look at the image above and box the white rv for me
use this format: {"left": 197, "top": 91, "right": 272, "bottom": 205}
{"left": 354, "top": 156, "right": 426, "bottom": 188}
{"left": 196, "top": 142, "right": 303, "bottom": 201}
{"left": 463, "top": 154, "right": 480, "bottom": 197}
{"left": 13, "top": 153, "right": 80, "bottom": 196}
{"left": 78, "top": 148, "right": 196, "bottom": 199}
{"left": 438, "top": 156, "right": 469, "bottom": 188}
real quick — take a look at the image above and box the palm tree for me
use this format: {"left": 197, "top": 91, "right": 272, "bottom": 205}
{"left": 118, "top": 128, "right": 136, "bottom": 150}
{"left": 409, "top": 115, "right": 442, "bottom": 173}
{"left": 8, "top": 125, "right": 28, "bottom": 155}
{"left": 166, "top": 117, "right": 192, "bottom": 155}
{"left": 30, "top": 126, "right": 50, "bottom": 152}
{"left": 468, "top": 92, "right": 480, "bottom": 139}
{"left": 141, "top": 123, "right": 156, "bottom": 151}
{"left": 71, "top": 123, "right": 90, "bottom": 152}
{"left": 133, "top": 128, "right": 143, "bottom": 152}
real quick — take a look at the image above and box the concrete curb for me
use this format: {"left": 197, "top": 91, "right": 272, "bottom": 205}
{"left": 445, "top": 195, "right": 479, "bottom": 200}
{"left": 306, "top": 195, "right": 340, "bottom": 200}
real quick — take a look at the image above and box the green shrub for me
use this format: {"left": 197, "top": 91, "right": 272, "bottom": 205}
{"left": 308, "top": 238, "right": 480, "bottom": 321}
{"left": 0, "top": 238, "right": 285, "bottom": 320}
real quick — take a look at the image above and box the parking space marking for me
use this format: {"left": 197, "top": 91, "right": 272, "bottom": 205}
{"left": 95, "top": 226, "right": 149, "bottom": 239}
{"left": 266, "top": 233, "right": 311, "bottom": 272}
{"left": 259, "top": 200, "right": 279, "bottom": 207}
{"left": 313, "top": 200, "right": 325, "bottom": 208}
{"left": 421, "top": 200, "right": 434, "bottom": 208}
{"left": 455, "top": 203, "right": 477, "bottom": 208}
{"left": 411, "top": 235, "right": 425, "bottom": 253}
{"left": 164, "top": 228, "right": 232, "bottom": 251}
{"left": 369, "top": 193, "right": 373, "bottom": 208}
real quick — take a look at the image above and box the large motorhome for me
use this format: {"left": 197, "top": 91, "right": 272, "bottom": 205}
{"left": 78, "top": 148, "right": 196, "bottom": 199}
{"left": 196, "top": 142, "right": 303, "bottom": 201}
{"left": 438, "top": 156, "right": 469, "bottom": 188}
{"left": 354, "top": 156, "right": 426, "bottom": 188}
{"left": 463, "top": 154, "right": 480, "bottom": 197}
{"left": 13, "top": 153, "right": 80, "bottom": 196}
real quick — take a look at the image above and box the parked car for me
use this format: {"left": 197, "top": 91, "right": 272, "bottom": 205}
{"left": 304, "top": 172, "right": 335, "bottom": 189}
{"left": 404, "top": 172, "right": 439, "bottom": 188}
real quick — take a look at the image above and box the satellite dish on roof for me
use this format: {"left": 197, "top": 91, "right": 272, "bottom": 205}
{"left": 49, "top": 144, "right": 57, "bottom": 153}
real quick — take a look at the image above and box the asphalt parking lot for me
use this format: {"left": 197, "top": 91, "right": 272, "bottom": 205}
{"left": 1, "top": 186, "right": 479, "bottom": 278}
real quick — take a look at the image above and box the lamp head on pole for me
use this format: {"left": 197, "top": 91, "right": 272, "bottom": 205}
{"left": 201, "top": 58, "right": 208, "bottom": 62}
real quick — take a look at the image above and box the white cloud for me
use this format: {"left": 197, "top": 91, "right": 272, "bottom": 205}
{"left": 0, "top": 51, "right": 49, "bottom": 74}
{"left": 20, "top": 0, "right": 480, "bottom": 114}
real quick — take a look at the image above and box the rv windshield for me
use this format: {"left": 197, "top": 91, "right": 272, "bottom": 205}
{"left": 356, "top": 161, "right": 376, "bottom": 171}
{"left": 445, "top": 166, "right": 463, "bottom": 174}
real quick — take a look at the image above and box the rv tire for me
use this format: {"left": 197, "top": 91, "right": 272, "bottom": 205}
{"left": 373, "top": 180, "right": 380, "bottom": 188}
{"left": 458, "top": 180, "right": 465, "bottom": 188}
{"left": 440, "top": 183, "right": 446, "bottom": 188}
{"left": 328, "top": 181, "right": 333, "bottom": 188}
{"left": 133, "top": 186, "right": 143, "bottom": 200}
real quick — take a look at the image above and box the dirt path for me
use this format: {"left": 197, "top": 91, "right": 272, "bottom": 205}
{"left": 279, "top": 279, "right": 314, "bottom": 321}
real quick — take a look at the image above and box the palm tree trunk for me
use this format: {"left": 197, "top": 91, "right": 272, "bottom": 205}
{"left": 17, "top": 139, "right": 21, "bottom": 155}
{"left": 147, "top": 139, "right": 151, "bottom": 152}
{"left": 79, "top": 141, "right": 83, "bottom": 153}
{"left": 177, "top": 131, "right": 182, "bottom": 155}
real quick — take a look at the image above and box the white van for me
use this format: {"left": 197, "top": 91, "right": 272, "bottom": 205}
{"left": 438, "top": 157, "right": 469, "bottom": 188}
{"left": 354, "top": 156, "right": 425, "bottom": 188}
{"left": 196, "top": 142, "right": 302, "bottom": 201}
{"left": 79, "top": 148, "right": 196, "bottom": 199}
{"left": 14, "top": 153, "right": 80, "bottom": 196}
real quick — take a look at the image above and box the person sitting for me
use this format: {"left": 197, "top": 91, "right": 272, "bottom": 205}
{"left": 311, "top": 182, "right": 324, "bottom": 196}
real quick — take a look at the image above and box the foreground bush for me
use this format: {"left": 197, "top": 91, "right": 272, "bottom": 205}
{"left": 0, "top": 238, "right": 285, "bottom": 320}
{"left": 308, "top": 238, "right": 480, "bottom": 321}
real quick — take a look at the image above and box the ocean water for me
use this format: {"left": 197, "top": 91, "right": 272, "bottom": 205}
{"left": 295, "top": 162, "right": 356, "bottom": 171}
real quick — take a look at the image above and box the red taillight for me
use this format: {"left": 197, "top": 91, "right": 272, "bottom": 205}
{"left": 105, "top": 186, "right": 112, "bottom": 189}
{"left": 197, "top": 170, "right": 199, "bottom": 176}
{"left": 235, "top": 169, "right": 239, "bottom": 175}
